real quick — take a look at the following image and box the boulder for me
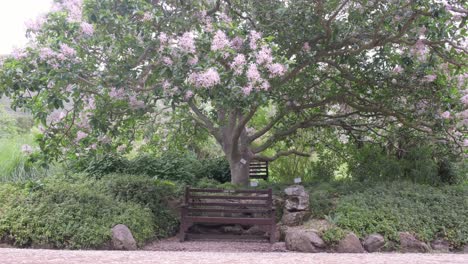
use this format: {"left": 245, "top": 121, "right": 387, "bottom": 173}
{"left": 284, "top": 185, "right": 309, "bottom": 211}
{"left": 399, "top": 232, "right": 430, "bottom": 253}
{"left": 222, "top": 224, "right": 244, "bottom": 235}
{"left": 336, "top": 232, "right": 365, "bottom": 253}
{"left": 285, "top": 229, "right": 326, "bottom": 253}
{"left": 430, "top": 239, "right": 450, "bottom": 252}
{"left": 463, "top": 245, "right": 468, "bottom": 253}
{"left": 244, "top": 225, "right": 266, "bottom": 236}
{"left": 111, "top": 224, "right": 137, "bottom": 250}
{"left": 281, "top": 211, "right": 310, "bottom": 226}
{"left": 363, "top": 234, "right": 385, "bottom": 252}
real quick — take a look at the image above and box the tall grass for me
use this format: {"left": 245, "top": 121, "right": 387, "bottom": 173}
{"left": 0, "top": 134, "right": 47, "bottom": 182}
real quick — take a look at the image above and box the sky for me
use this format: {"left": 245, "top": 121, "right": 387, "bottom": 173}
{"left": 0, "top": 0, "right": 53, "bottom": 55}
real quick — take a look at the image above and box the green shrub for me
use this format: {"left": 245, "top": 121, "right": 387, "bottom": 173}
{"left": 198, "top": 157, "right": 231, "bottom": 183}
{"left": 322, "top": 227, "right": 346, "bottom": 245}
{"left": 333, "top": 182, "right": 468, "bottom": 248}
{"left": 100, "top": 174, "right": 179, "bottom": 238}
{"left": 0, "top": 176, "right": 155, "bottom": 249}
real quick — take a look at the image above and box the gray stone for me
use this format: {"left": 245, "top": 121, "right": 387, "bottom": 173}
{"left": 399, "top": 232, "right": 430, "bottom": 253}
{"left": 463, "top": 245, "right": 468, "bottom": 253}
{"left": 111, "top": 224, "right": 137, "bottom": 250}
{"left": 285, "top": 229, "right": 326, "bottom": 253}
{"left": 244, "top": 225, "right": 265, "bottom": 236}
{"left": 281, "top": 211, "right": 310, "bottom": 226}
{"left": 430, "top": 239, "right": 450, "bottom": 252}
{"left": 284, "top": 185, "right": 310, "bottom": 211}
{"left": 363, "top": 234, "right": 385, "bottom": 252}
{"left": 222, "top": 224, "right": 244, "bottom": 235}
{"left": 336, "top": 233, "right": 365, "bottom": 253}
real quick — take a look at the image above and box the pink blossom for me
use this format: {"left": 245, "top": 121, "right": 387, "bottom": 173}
{"left": 86, "top": 96, "right": 96, "bottom": 110}
{"left": 159, "top": 33, "right": 168, "bottom": 44}
{"left": 393, "top": 65, "right": 403, "bottom": 74}
{"left": 129, "top": 95, "right": 145, "bottom": 109}
{"left": 25, "top": 15, "right": 46, "bottom": 32}
{"left": 418, "top": 26, "right": 427, "bottom": 36}
{"left": 178, "top": 32, "right": 196, "bottom": 53}
{"left": 188, "top": 56, "right": 199, "bottom": 65}
{"left": 246, "top": 64, "right": 261, "bottom": 83}
{"left": 109, "top": 87, "right": 125, "bottom": 99}
{"left": 260, "top": 80, "right": 270, "bottom": 91}
{"left": 60, "top": 43, "right": 77, "bottom": 57}
{"left": 142, "top": 12, "right": 152, "bottom": 21}
{"left": 242, "top": 85, "right": 253, "bottom": 96}
{"left": 440, "top": 111, "right": 451, "bottom": 119}
{"left": 90, "top": 143, "right": 97, "bottom": 150}
{"left": 457, "top": 73, "right": 468, "bottom": 88}
{"left": 255, "top": 46, "right": 273, "bottom": 65}
{"left": 211, "top": 30, "right": 230, "bottom": 51}
{"left": 62, "top": 0, "right": 83, "bottom": 22}
{"left": 411, "top": 39, "right": 428, "bottom": 59}
{"left": 218, "top": 13, "right": 232, "bottom": 23}
{"left": 39, "top": 47, "right": 56, "bottom": 60}
{"left": 423, "top": 74, "right": 437, "bottom": 82}
{"left": 230, "top": 36, "right": 244, "bottom": 50}
{"left": 66, "top": 84, "right": 74, "bottom": 92}
{"left": 249, "top": 30, "right": 262, "bottom": 50}
{"left": 76, "top": 131, "right": 88, "bottom": 141}
{"left": 267, "top": 63, "right": 286, "bottom": 77}
{"left": 463, "top": 139, "right": 468, "bottom": 147}
{"left": 80, "top": 22, "right": 94, "bottom": 36}
{"left": 185, "top": 90, "right": 194, "bottom": 100}
{"left": 188, "top": 68, "right": 221, "bottom": 88}
{"left": 58, "top": 111, "right": 66, "bottom": 120}
{"left": 461, "top": 94, "right": 468, "bottom": 105}
{"left": 230, "top": 54, "right": 246, "bottom": 75}
{"left": 303, "top": 42, "right": 311, "bottom": 52}
{"left": 11, "top": 48, "right": 27, "bottom": 59}
{"left": 162, "top": 80, "right": 171, "bottom": 90}
{"left": 162, "top": 56, "right": 173, "bottom": 65}
{"left": 21, "top": 144, "right": 33, "bottom": 154}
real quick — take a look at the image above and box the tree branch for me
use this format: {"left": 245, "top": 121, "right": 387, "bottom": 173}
{"left": 254, "top": 149, "right": 310, "bottom": 162}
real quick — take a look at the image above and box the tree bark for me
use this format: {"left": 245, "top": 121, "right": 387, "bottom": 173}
{"left": 229, "top": 157, "right": 250, "bottom": 186}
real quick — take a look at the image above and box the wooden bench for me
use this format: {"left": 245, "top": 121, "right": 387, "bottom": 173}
{"left": 179, "top": 187, "right": 276, "bottom": 243}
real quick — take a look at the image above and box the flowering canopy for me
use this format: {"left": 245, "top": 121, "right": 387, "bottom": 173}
{"left": 0, "top": 0, "right": 466, "bottom": 184}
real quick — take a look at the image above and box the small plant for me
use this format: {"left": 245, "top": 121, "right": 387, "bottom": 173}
{"left": 322, "top": 227, "right": 346, "bottom": 245}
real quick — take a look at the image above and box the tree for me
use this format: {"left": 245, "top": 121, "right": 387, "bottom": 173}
{"left": 0, "top": 0, "right": 466, "bottom": 185}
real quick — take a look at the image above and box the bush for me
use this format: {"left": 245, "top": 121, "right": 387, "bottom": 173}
{"left": 0, "top": 175, "right": 156, "bottom": 249}
{"left": 322, "top": 227, "right": 346, "bottom": 245}
{"left": 197, "top": 157, "right": 231, "bottom": 183}
{"left": 100, "top": 174, "right": 179, "bottom": 238}
{"left": 332, "top": 182, "right": 468, "bottom": 248}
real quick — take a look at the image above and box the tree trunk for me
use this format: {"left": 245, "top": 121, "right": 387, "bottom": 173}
{"left": 229, "top": 158, "right": 250, "bottom": 186}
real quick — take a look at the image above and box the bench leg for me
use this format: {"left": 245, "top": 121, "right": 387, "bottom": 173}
{"left": 270, "top": 223, "right": 276, "bottom": 243}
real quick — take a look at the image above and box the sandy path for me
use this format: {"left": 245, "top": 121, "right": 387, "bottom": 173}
{"left": 1, "top": 248, "right": 467, "bottom": 264}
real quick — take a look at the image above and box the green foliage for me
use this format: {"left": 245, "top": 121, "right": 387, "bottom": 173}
{"left": 333, "top": 182, "right": 468, "bottom": 248}
{"left": 0, "top": 135, "right": 48, "bottom": 182}
{"left": 348, "top": 145, "right": 445, "bottom": 185}
{"left": 0, "top": 172, "right": 184, "bottom": 249}
{"left": 99, "top": 173, "right": 179, "bottom": 238}
{"left": 0, "top": 175, "right": 155, "bottom": 249}
{"left": 198, "top": 157, "right": 231, "bottom": 183}
{"left": 0, "top": 108, "right": 18, "bottom": 137}
{"left": 322, "top": 227, "right": 346, "bottom": 245}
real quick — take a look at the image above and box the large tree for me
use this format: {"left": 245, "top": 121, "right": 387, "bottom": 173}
{"left": 0, "top": 0, "right": 466, "bottom": 185}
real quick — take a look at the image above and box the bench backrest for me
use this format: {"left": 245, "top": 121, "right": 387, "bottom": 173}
{"left": 184, "top": 187, "right": 273, "bottom": 217}
{"left": 249, "top": 160, "right": 269, "bottom": 179}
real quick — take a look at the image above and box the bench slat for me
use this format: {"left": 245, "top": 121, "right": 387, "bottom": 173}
{"left": 188, "top": 188, "right": 270, "bottom": 194}
{"left": 189, "top": 195, "right": 269, "bottom": 200}
{"left": 187, "top": 208, "right": 271, "bottom": 213}
{"left": 185, "top": 216, "right": 272, "bottom": 225}
{"left": 188, "top": 202, "right": 270, "bottom": 207}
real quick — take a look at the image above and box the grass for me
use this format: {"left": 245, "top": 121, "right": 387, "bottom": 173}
{"left": 0, "top": 134, "right": 48, "bottom": 182}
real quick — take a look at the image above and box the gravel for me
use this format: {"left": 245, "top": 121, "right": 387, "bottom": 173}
{"left": 1, "top": 248, "right": 467, "bottom": 264}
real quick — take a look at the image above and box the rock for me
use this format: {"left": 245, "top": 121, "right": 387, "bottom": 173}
{"left": 111, "top": 224, "right": 137, "bottom": 250}
{"left": 463, "top": 245, "right": 468, "bottom": 253}
{"left": 284, "top": 185, "right": 306, "bottom": 196}
{"left": 399, "top": 232, "right": 430, "bottom": 253}
{"left": 285, "top": 229, "right": 326, "bottom": 253}
{"left": 381, "top": 241, "right": 397, "bottom": 252}
{"left": 222, "top": 224, "right": 244, "bottom": 235}
{"left": 281, "top": 211, "right": 310, "bottom": 226}
{"left": 284, "top": 185, "right": 310, "bottom": 211}
{"left": 430, "top": 239, "right": 450, "bottom": 252}
{"left": 336, "top": 233, "right": 365, "bottom": 253}
{"left": 363, "top": 234, "right": 385, "bottom": 252}
{"left": 244, "top": 225, "right": 266, "bottom": 236}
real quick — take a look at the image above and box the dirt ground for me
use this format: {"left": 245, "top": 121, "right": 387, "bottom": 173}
{"left": 1, "top": 248, "right": 468, "bottom": 264}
